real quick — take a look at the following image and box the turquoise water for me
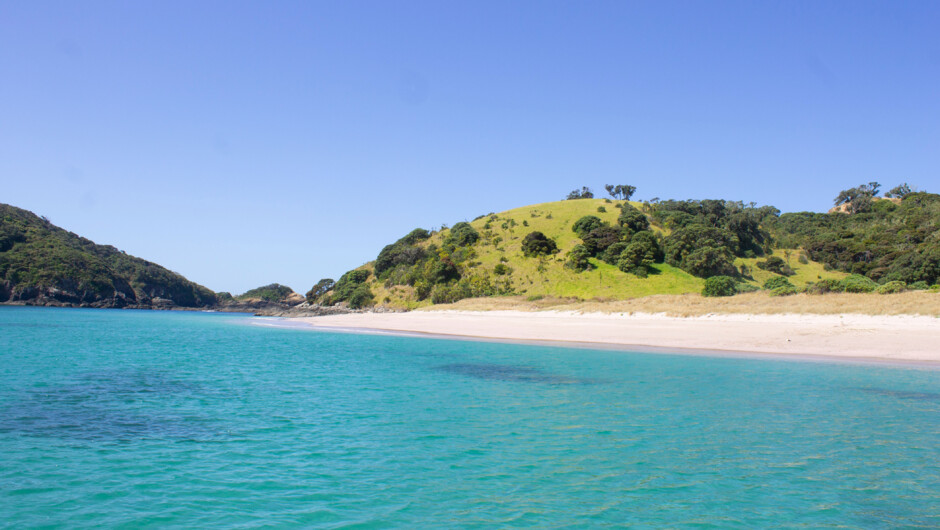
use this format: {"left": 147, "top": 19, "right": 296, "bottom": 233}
{"left": 1, "top": 307, "right": 938, "bottom": 528}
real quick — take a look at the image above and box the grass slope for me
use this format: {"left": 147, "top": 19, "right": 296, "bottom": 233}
{"left": 368, "top": 199, "right": 844, "bottom": 308}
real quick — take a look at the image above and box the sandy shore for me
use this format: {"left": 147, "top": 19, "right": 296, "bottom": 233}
{"left": 290, "top": 310, "right": 940, "bottom": 364}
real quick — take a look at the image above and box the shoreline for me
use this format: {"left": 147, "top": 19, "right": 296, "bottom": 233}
{"left": 288, "top": 310, "right": 940, "bottom": 365}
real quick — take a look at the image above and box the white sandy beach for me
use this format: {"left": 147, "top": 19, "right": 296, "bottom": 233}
{"left": 292, "top": 310, "right": 940, "bottom": 363}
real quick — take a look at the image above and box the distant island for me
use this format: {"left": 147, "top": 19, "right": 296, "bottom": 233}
{"left": 2, "top": 181, "right": 937, "bottom": 314}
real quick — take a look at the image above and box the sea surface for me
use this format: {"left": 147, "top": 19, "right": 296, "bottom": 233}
{"left": 0, "top": 306, "right": 938, "bottom": 528}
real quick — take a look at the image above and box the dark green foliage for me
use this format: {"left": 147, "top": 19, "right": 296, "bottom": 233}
{"left": 601, "top": 242, "right": 628, "bottom": 265}
{"left": 445, "top": 222, "right": 480, "bottom": 248}
{"left": 770, "top": 285, "right": 799, "bottom": 297}
{"left": 306, "top": 278, "right": 335, "bottom": 303}
{"left": 565, "top": 244, "right": 593, "bottom": 272}
{"left": 909, "top": 281, "right": 929, "bottom": 291}
{"left": 566, "top": 187, "right": 594, "bottom": 200}
{"left": 0, "top": 203, "right": 217, "bottom": 307}
{"left": 216, "top": 292, "right": 234, "bottom": 301}
{"left": 626, "top": 231, "right": 664, "bottom": 262}
{"left": 597, "top": 206, "right": 606, "bottom": 213}
{"left": 581, "top": 226, "right": 621, "bottom": 256}
{"left": 770, "top": 192, "right": 940, "bottom": 285}
{"left": 494, "top": 263, "right": 511, "bottom": 275}
{"left": 885, "top": 183, "right": 913, "bottom": 199}
{"left": 763, "top": 276, "right": 794, "bottom": 290}
{"left": 237, "top": 283, "right": 295, "bottom": 302}
{"left": 332, "top": 269, "right": 371, "bottom": 303}
{"left": 617, "top": 204, "right": 650, "bottom": 234}
{"left": 429, "top": 259, "right": 460, "bottom": 284}
{"left": 702, "top": 276, "right": 737, "bottom": 297}
{"left": 374, "top": 242, "right": 427, "bottom": 278}
{"left": 803, "top": 279, "right": 844, "bottom": 295}
{"left": 617, "top": 240, "right": 656, "bottom": 277}
{"left": 662, "top": 225, "right": 738, "bottom": 278}
{"left": 652, "top": 199, "right": 776, "bottom": 258}
{"left": 521, "top": 231, "right": 558, "bottom": 257}
{"left": 571, "top": 216, "right": 604, "bottom": 238}
{"left": 347, "top": 284, "right": 375, "bottom": 309}
{"left": 834, "top": 182, "right": 880, "bottom": 213}
{"left": 876, "top": 281, "right": 906, "bottom": 294}
{"left": 605, "top": 184, "right": 637, "bottom": 201}
{"left": 756, "top": 256, "right": 794, "bottom": 276}
{"left": 839, "top": 274, "right": 877, "bottom": 293}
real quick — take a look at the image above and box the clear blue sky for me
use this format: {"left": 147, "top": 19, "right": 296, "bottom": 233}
{"left": 2, "top": 1, "right": 938, "bottom": 294}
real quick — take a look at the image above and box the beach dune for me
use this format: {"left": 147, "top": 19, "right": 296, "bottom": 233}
{"left": 292, "top": 310, "right": 940, "bottom": 363}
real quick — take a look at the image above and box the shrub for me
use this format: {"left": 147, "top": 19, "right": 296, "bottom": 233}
{"left": 571, "top": 216, "right": 604, "bottom": 238}
{"left": 702, "top": 276, "right": 737, "bottom": 297}
{"left": 763, "top": 276, "right": 793, "bottom": 290}
{"left": 601, "top": 242, "right": 628, "bottom": 265}
{"left": 305, "top": 278, "right": 335, "bottom": 303}
{"left": 617, "top": 240, "right": 656, "bottom": 277}
{"left": 493, "top": 263, "right": 511, "bottom": 276}
{"left": 332, "top": 269, "right": 371, "bottom": 302}
{"left": 756, "top": 256, "right": 794, "bottom": 276}
{"left": 798, "top": 254, "right": 809, "bottom": 265}
{"left": 908, "top": 281, "right": 929, "bottom": 291}
{"left": 347, "top": 284, "right": 374, "bottom": 309}
{"left": 413, "top": 280, "right": 431, "bottom": 300}
{"left": 876, "top": 281, "right": 906, "bottom": 294}
{"left": 617, "top": 204, "right": 650, "bottom": 234}
{"left": 445, "top": 222, "right": 480, "bottom": 247}
{"left": 580, "top": 226, "right": 621, "bottom": 256}
{"left": 565, "top": 244, "right": 593, "bottom": 272}
{"left": 597, "top": 206, "right": 607, "bottom": 213}
{"left": 802, "top": 279, "right": 844, "bottom": 295}
{"left": 521, "top": 231, "right": 558, "bottom": 257}
{"left": 770, "top": 285, "right": 799, "bottom": 297}
{"left": 840, "top": 274, "right": 877, "bottom": 293}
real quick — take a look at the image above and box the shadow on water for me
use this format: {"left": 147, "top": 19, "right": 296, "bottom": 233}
{"left": 0, "top": 370, "right": 221, "bottom": 442}
{"left": 853, "top": 387, "right": 940, "bottom": 401}
{"left": 435, "top": 363, "right": 602, "bottom": 385}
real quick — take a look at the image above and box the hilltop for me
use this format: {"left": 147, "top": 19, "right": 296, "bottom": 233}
{"left": 0, "top": 203, "right": 217, "bottom": 308}
{"left": 308, "top": 184, "right": 938, "bottom": 311}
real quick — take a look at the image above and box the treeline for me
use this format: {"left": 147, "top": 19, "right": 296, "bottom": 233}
{"left": 0, "top": 203, "right": 217, "bottom": 307}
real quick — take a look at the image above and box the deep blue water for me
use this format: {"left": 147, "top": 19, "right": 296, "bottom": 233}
{"left": 0, "top": 306, "right": 938, "bottom": 528}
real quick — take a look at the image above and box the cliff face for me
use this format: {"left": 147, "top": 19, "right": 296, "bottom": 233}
{"left": 0, "top": 203, "right": 218, "bottom": 309}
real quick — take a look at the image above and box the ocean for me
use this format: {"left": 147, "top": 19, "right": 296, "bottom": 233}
{"left": 1, "top": 306, "right": 937, "bottom": 527}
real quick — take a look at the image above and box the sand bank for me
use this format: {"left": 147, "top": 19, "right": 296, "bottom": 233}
{"left": 291, "top": 310, "right": 940, "bottom": 364}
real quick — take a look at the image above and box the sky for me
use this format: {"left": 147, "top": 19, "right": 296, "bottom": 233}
{"left": 1, "top": 1, "right": 938, "bottom": 294}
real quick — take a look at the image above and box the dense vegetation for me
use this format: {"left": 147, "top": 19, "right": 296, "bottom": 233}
{"left": 236, "top": 283, "right": 297, "bottom": 303}
{"left": 317, "top": 183, "right": 937, "bottom": 309}
{"left": 0, "top": 203, "right": 217, "bottom": 307}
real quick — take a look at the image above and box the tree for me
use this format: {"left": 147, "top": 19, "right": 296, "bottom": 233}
{"left": 571, "top": 215, "right": 604, "bottom": 238}
{"left": 617, "top": 240, "right": 656, "bottom": 277}
{"left": 605, "top": 184, "right": 637, "bottom": 201}
{"left": 617, "top": 204, "right": 650, "bottom": 234}
{"left": 566, "top": 187, "right": 594, "bottom": 200}
{"left": 305, "top": 278, "right": 335, "bottom": 303}
{"left": 565, "top": 244, "right": 593, "bottom": 272}
{"left": 702, "top": 276, "right": 737, "bottom": 297}
{"left": 834, "top": 182, "right": 881, "bottom": 213}
{"left": 885, "top": 183, "right": 913, "bottom": 199}
{"left": 521, "top": 231, "right": 558, "bottom": 257}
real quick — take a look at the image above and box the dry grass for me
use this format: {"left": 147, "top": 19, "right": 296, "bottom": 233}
{"left": 422, "top": 291, "right": 940, "bottom": 317}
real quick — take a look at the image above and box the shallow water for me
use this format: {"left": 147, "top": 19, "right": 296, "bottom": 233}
{"left": 1, "top": 306, "right": 937, "bottom": 527}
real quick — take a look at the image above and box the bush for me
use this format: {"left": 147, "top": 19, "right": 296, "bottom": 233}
{"left": 840, "top": 274, "right": 878, "bottom": 293}
{"left": 565, "top": 244, "right": 593, "bottom": 272}
{"left": 521, "top": 231, "right": 558, "bottom": 257}
{"left": 763, "top": 276, "right": 793, "bottom": 290}
{"left": 332, "top": 269, "right": 370, "bottom": 302}
{"left": 876, "top": 281, "right": 906, "bottom": 294}
{"left": 445, "top": 222, "right": 480, "bottom": 247}
{"left": 347, "top": 284, "right": 374, "bottom": 309}
{"left": 802, "top": 279, "right": 844, "bottom": 295}
{"left": 597, "top": 206, "right": 606, "bottom": 213}
{"left": 601, "top": 242, "right": 628, "bottom": 265}
{"left": 305, "top": 278, "right": 336, "bottom": 303}
{"left": 617, "top": 240, "right": 656, "bottom": 276}
{"left": 908, "top": 281, "right": 929, "bottom": 291}
{"left": 756, "top": 256, "right": 794, "bottom": 276}
{"left": 571, "top": 216, "right": 604, "bottom": 238}
{"left": 770, "top": 285, "right": 799, "bottom": 297}
{"left": 493, "top": 263, "right": 512, "bottom": 276}
{"left": 702, "top": 276, "right": 737, "bottom": 297}
{"left": 617, "top": 204, "right": 650, "bottom": 234}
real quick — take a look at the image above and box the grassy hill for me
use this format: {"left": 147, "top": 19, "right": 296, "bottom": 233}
{"left": 0, "top": 203, "right": 217, "bottom": 308}
{"left": 325, "top": 198, "right": 848, "bottom": 310}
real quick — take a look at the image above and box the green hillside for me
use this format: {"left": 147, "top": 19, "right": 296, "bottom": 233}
{"left": 0, "top": 203, "right": 217, "bottom": 308}
{"left": 317, "top": 197, "right": 850, "bottom": 309}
